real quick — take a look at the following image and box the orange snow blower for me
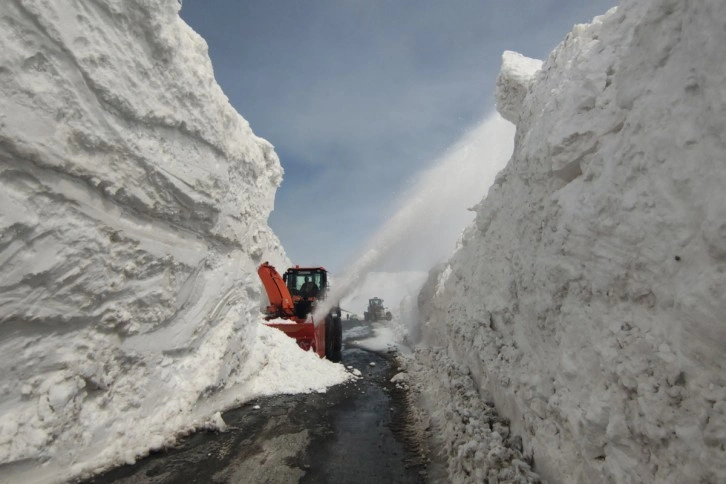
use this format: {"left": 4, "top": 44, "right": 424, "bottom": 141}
{"left": 258, "top": 262, "right": 342, "bottom": 362}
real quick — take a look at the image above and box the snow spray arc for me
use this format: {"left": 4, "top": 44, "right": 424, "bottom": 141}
{"left": 314, "top": 113, "right": 514, "bottom": 321}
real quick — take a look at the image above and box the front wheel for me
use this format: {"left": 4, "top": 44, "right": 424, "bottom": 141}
{"left": 325, "top": 315, "right": 333, "bottom": 360}
{"left": 325, "top": 315, "right": 343, "bottom": 362}
{"left": 330, "top": 315, "right": 342, "bottom": 362}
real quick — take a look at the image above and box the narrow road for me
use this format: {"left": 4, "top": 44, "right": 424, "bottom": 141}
{"left": 84, "top": 319, "right": 427, "bottom": 484}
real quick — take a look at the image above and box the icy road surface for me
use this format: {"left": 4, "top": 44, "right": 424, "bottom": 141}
{"left": 83, "top": 320, "right": 428, "bottom": 484}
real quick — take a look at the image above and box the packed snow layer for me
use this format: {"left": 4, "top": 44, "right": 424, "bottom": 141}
{"left": 418, "top": 0, "right": 726, "bottom": 482}
{"left": 0, "top": 1, "right": 352, "bottom": 482}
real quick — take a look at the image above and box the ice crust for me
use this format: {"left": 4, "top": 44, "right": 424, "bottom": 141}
{"left": 417, "top": 0, "right": 726, "bottom": 482}
{"left": 0, "top": 1, "right": 354, "bottom": 482}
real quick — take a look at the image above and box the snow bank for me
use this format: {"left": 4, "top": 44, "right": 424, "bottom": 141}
{"left": 0, "top": 1, "right": 351, "bottom": 482}
{"left": 418, "top": 0, "right": 726, "bottom": 482}
{"left": 402, "top": 348, "right": 539, "bottom": 483}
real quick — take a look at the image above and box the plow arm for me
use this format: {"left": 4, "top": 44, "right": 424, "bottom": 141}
{"left": 258, "top": 262, "right": 295, "bottom": 319}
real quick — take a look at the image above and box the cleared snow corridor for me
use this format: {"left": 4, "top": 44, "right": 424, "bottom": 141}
{"left": 1, "top": 0, "right": 725, "bottom": 483}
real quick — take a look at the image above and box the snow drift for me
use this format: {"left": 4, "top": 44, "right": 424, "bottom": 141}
{"left": 417, "top": 0, "right": 726, "bottom": 482}
{"left": 0, "top": 1, "right": 350, "bottom": 482}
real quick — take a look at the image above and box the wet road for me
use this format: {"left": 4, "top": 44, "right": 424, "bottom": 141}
{"left": 84, "top": 320, "right": 427, "bottom": 484}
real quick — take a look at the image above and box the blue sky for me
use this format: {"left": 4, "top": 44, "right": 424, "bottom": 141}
{"left": 180, "top": 0, "right": 615, "bottom": 274}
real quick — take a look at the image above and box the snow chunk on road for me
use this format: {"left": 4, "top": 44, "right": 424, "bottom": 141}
{"left": 204, "top": 412, "right": 228, "bottom": 432}
{"left": 390, "top": 372, "right": 409, "bottom": 384}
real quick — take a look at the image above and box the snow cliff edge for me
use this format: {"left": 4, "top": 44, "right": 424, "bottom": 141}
{"left": 421, "top": 1, "right": 726, "bottom": 482}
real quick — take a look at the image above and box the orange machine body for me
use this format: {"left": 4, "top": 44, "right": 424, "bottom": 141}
{"left": 257, "top": 262, "right": 327, "bottom": 358}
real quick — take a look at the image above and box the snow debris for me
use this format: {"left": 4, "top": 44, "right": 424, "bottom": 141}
{"left": 265, "top": 318, "right": 301, "bottom": 325}
{"left": 253, "top": 405, "right": 261, "bottom": 410}
{"left": 243, "top": 324, "right": 353, "bottom": 397}
{"left": 0, "top": 2, "right": 349, "bottom": 483}
{"left": 390, "top": 372, "right": 409, "bottom": 384}
{"left": 369, "top": 362, "right": 377, "bottom": 367}
{"left": 355, "top": 324, "right": 404, "bottom": 353}
{"left": 206, "top": 412, "right": 228, "bottom": 433}
{"left": 391, "top": 372, "right": 410, "bottom": 390}
{"left": 415, "top": 0, "right": 726, "bottom": 483}
{"left": 402, "top": 348, "right": 540, "bottom": 483}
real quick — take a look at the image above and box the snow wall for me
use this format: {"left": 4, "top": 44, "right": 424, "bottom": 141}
{"left": 0, "top": 0, "right": 287, "bottom": 481}
{"left": 418, "top": 0, "right": 726, "bottom": 482}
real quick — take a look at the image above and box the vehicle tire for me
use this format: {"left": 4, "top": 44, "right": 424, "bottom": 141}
{"left": 363, "top": 311, "right": 369, "bottom": 321}
{"left": 330, "top": 315, "right": 342, "bottom": 363}
{"left": 324, "top": 315, "right": 333, "bottom": 359}
{"left": 385, "top": 311, "right": 393, "bottom": 321}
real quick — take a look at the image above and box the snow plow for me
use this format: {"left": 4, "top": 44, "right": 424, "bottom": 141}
{"left": 364, "top": 297, "right": 392, "bottom": 322}
{"left": 258, "top": 262, "right": 342, "bottom": 362}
